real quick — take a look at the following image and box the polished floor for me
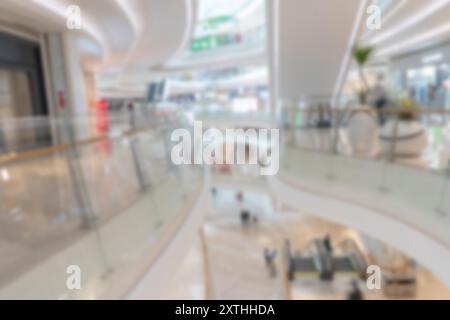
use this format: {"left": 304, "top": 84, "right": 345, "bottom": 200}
{"left": 0, "top": 129, "right": 179, "bottom": 289}
{"left": 166, "top": 185, "right": 450, "bottom": 300}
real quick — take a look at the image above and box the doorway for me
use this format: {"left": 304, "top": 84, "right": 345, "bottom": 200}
{"left": 0, "top": 32, "right": 49, "bottom": 153}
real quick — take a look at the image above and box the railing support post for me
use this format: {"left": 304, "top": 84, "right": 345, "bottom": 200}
{"left": 379, "top": 110, "right": 399, "bottom": 192}
{"left": 436, "top": 161, "right": 450, "bottom": 216}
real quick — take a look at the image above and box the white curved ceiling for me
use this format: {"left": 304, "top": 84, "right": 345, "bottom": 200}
{"left": 160, "top": 0, "right": 267, "bottom": 75}
{"left": 362, "top": 0, "right": 450, "bottom": 59}
{"left": 1, "top": 0, "right": 272, "bottom": 97}
{"left": 123, "top": 0, "right": 194, "bottom": 69}
{"left": 0, "top": 0, "right": 194, "bottom": 73}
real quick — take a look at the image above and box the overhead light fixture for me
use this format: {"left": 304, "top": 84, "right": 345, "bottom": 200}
{"left": 377, "top": 22, "right": 450, "bottom": 56}
{"left": 361, "top": 0, "right": 407, "bottom": 41}
{"left": 368, "top": 0, "right": 450, "bottom": 45}
{"left": 422, "top": 53, "right": 443, "bottom": 64}
{"left": 380, "top": 0, "right": 408, "bottom": 27}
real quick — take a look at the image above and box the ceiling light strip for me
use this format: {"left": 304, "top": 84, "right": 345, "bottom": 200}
{"left": 368, "top": 0, "right": 450, "bottom": 45}
{"left": 361, "top": 0, "right": 407, "bottom": 41}
{"left": 377, "top": 21, "right": 450, "bottom": 57}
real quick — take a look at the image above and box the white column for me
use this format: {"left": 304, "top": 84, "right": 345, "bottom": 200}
{"left": 44, "top": 32, "right": 90, "bottom": 142}
{"left": 63, "top": 33, "right": 89, "bottom": 117}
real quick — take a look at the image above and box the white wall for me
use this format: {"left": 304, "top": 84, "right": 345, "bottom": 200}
{"left": 276, "top": 0, "right": 363, "bottom": 101}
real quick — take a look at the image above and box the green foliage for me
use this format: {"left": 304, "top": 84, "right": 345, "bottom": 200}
{"left": 352, "top": 45, "right": 374, "bottom": 103}
{"left": 353, "top": 45, "right": 374, "bottom": 66}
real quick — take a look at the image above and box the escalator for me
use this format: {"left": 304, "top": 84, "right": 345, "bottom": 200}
{"left": 286, "top": 236, "right": 368, "bottom": 281}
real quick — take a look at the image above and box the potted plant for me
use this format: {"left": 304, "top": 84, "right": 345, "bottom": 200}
{"left": 353, "top": 45, "right": 373, "bottom": 104}
{"left": 347, "top": 44, "right": 377, "bottom": 156}
{"left": 379, "top": 99, "right": 427, "bottom": 157}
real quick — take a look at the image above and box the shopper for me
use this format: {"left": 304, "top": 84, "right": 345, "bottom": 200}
{"left": 240, "top": 210, "right": 250, "bottom": 227}
{"left": 264, "top": 248, "right": 278, "bottom": 278}
{"left": 347, "top": 279, "right": 364, "bottom": 300}
{"left": 210, "top": 187, "right": 218, "bottom": 207}
{"left": 369, "top": 75, "right": 389, "bottom": 124}
{"left": 236, "top": 191, "right": 244, "bottom": 203}
{"left": 324, "top": 234, "right": 332, "bottom": 253}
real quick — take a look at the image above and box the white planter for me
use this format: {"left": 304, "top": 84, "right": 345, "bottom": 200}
{"left": 347, "top": 106, "right": 377, "bottom": 155}
{"left": 379, "top": 120, "right": 428, "bottom": 157}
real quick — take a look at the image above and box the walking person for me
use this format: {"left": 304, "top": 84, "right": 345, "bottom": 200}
{"left": 369, "top": 75, "right": 389, "bottom": 124}
{"left": 264, "top": 248, "right": 278, "bottom": 278}
{"left": 347, "top": 279, "right": 364, "bottom": 300}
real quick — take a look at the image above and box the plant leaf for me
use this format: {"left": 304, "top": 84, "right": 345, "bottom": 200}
{"left": 353, "top": 45, "right": 373, "bottom": 66}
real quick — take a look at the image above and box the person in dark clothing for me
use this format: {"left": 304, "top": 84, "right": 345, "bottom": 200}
{"left": 370, "top": 75, "right": 389, "bottom": 124}
{"left": 240, "top": 210, "right": 250, "bottom": 226}
{"left": 236, "top": 191, "right": 244, "bottom": 203}
{"left": 264, "top": 248, "right": 278, "bottom": 278}
{"left": 264, "top": 248, "right": 271, "bottom": 265}
{"left": 347, "top": 279, "right": 364, "bottom": 300}
{"left": 324, "top": 234, "right": 332, "bottom": 253}
{"left": 127, "top": 101, "right": 136, "bottom": 129}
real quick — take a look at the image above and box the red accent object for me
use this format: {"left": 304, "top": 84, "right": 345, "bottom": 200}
{"left": 95, "top": 99, "right": 110, "bottom": 133}
{"left": 95, "top": 98, "right": 111, "bottom": 154}
{"left": 58, "top": 91, "right": 65, "bottom": 108}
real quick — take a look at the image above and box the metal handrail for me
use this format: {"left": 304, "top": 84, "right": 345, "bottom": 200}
{"left": 0, "top": 120, "right": 175, "bottom": 166}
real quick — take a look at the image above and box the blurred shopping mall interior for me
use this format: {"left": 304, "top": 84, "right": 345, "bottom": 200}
{"left": 1, "top": 0, "right": 450, "bottom": 300}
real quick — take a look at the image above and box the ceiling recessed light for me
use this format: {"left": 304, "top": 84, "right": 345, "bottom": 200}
{"left": 368, "top": 0, "right": 450, "bottom": 45}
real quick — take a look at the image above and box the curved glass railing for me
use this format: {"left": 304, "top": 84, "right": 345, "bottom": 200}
{"left": 279, "top": 106, "right": 450, "bottom": 246}
{"left": 0, "top": 111, "right": 203, "bottom": 299}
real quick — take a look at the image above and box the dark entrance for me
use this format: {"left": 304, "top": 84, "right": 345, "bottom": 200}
{"left": 0, "top": 31, "right": 50, "bottom": 152}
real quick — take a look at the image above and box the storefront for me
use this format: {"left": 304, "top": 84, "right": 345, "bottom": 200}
{"left": 390, "top": 43, "right": 450, "bottom": 109}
